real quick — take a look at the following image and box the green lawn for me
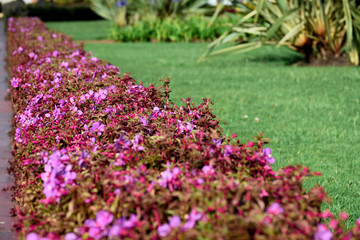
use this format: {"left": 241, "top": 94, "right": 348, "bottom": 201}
{"left": 46, "top": 20, "right": 111, "bottom": 40}
{"left": 47, "top": 21, "right": 360, "bottom": 227}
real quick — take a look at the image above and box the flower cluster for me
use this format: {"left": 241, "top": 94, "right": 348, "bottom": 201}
{"left": 7, "top": 17, "right": 360, "bottom": 240}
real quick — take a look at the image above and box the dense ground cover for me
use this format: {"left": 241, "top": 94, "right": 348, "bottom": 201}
{"left": 45, "top": 21, "right": 360, "bottom": 227}
{"left": 9, "top": 17, "right": 360, "bottom": 239}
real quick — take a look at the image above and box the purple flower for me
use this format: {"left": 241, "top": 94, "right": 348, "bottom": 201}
{"left": 172, "top": 167, "right": 181, "bottom": 178}
{"left": 314, "top": 224, "right": 333, "bottom": 240}
{"left": 11, "top": 77, "right": 19, "bottom": 88}
{"left": 123, "top": 214, "right": 138, "bottom": 228}
{"left": 159, "top": 169, "right": 173, "bottom": 188}
{"left": 169, "top": 215, "right": 181, "bottom": 228}
{"left": 182, "top": 220, "right": 195, "bottom": 231}
{"left": 88, "top": 227, "right": 103, "bottom": 240}
{"left": 262, "top": 148, "right": 275, "bottom": 164}
{"left": 64, "top": 233, "right": 79, "bottom": 240}
{"left": 186, "top": 121, "right": 195, "bottom": 131}
{"left": 266, "top": 202, "right": 284, "bottom": 216}
{"left": 139, "top": 116, "right": 147, "bottom": 126}
{"left": 26, "top": 233, "right": 40, "bottom": 240}
{"left": 96, "top": 210, "right": 114, "bottom": 227}
{"left": 224, "top": 145, "right": 233, "bottom": 157}
{"left": 189, "top": 210, "right": 203, "bottom": 221}
{"left": 61, "top": 61, "right": 69, "bottom": 68}
{"left": 202, "top": 165, "right": 215, "bottom": 176}
{"left": 90, "top": 122, "right": 105, "bottom": 136}
{"left": 117, "top": 0, "right": 128, "bottom": 7}
{"left": 132, "top": 135, "right": 145, "bottom": 151}
{"left": 108, "top": 224, "right": 122, "bottom": 237}
{"left": 158, "top": 224, "right": 171, "bottom": 237}
{"left": 212, "top": 139, "right": 222, "bottom": 147}
{"left": 84, "top": 219, "right": 96, "bottom": 227}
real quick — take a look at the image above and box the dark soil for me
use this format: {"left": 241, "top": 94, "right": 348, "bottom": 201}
{"left": 293, "top": 54, "right": 352, "bottom": 66}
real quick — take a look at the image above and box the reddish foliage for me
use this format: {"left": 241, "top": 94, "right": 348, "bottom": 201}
{"left": 7, "top": 17, "right": 360, "bottom": 240}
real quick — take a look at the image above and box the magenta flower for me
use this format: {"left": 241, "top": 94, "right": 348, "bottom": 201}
{"left": 158, "top": 223, "right": 171, "bottom": 237}
{"left": 132, "top": 135, "right": 145, "bottom": 151}
{"left": 61, "top": 61, "right": 69, "bottom": 68}
{"left": 96, "top": 210, "right": 114, "bottom": 227}
{"left": 266, "top": 202, "right": 284, "bottom": 216}
{"left": 169, "top": 215, "right": 181, "bottom": 228}
{"left": 26, "top": 233, "right": 39, "bottom": 240}
{"left": 314, "top": 224, "right": 332, "bottom": 240}
{"left": 11, "top": 77, "right": 19, "bottom": 88}
{"left": 64, "top": 232, "right": 79, "bottom": 240}
{"left": 202, "top": 165, "right": 215, "bottom": 176}
{"left": 262, "top": 148, "right": 275, "bottom": 164}
{"left": 123, "top": 214, "right": 138, "bottom": 228}
{"left": 189, "top": 210, "right": 203, "bottom": 221}
{"left": 182, "top": 220, "right": 195, "bottom": 231}
{"left": 90, "top": 122, "right": 105, "bottom": 136}
{"left": 108, "top": 224, "right": 122, "bottom": 237}
{"left": 172, "top": 167, "right": 182, "bottom": 178}
{"left": 88, "top": 227, "right": 103, "bottom": 240}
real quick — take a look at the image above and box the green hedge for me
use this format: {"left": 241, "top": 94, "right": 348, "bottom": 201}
{"left": 110, "top": 16, "right": 240, "bottom": 42}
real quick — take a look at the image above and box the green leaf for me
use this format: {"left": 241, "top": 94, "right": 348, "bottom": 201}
{"left": 278, "top": 21, "right": 304, "bottom": 46}
{"left": 263, "top": 7, "right": 300, "bottom": 43}
{"left": 254, "top": 0, "right": 265, "bottom": 23}
{"left": 321, "top": 0, "right": 333, "bottom": 51}
{"left": 198, "top": 42, "right": 262, "bottom": 62}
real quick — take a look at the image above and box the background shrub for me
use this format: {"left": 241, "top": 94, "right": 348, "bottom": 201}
{"left": 110, "top": 16, "right": 239, "bottom": 42}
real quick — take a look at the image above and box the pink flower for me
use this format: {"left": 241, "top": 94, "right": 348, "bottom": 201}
{"left": 90, "top": 122, "right": 105, "bottom": 136}
{"left": 314, "top": 224, "right": 332, "bottom": 240}
{"left": 158, "top": 224, "right": 171, "bottom": 237}
{"left": 266, "top": 202, "right": 284, "bottom": 216}
{"left": 202, "top": 165, "right": 215, "bottom": 176}
{"left": 96, "top": 210, "right": 113, "bottom": 227}
{"left": 262, "top": 148, "right": 275, "bottom": 164}
{"left": 61, "top": 61, "right": 69, "bottom": 68}
{"left": 259, "top": 188, "right": 269, "bottom": 198}
{"left": 11, "top": 77, "right": 19, "bottom": 88}
{"left": 169, "top": 215, "right": 181, "bottom": 228}
{"left": 329, "top": 219, "right": 338, "bottom": 229}
{"left": 64, "top": 233, "right": 79, "bottom": 240}
{"left": 26, "top": 233, "right": 39, "bottom": 240}
{"left": 340, "top": 212, "right": 348, "bottom": 220}
{"left": 321, "top": 209, "right": 334, "bottom": 218}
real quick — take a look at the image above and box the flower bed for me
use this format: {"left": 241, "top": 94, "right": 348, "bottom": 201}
{"left": 7, "top": 17, "right": 360, "bottom": 240}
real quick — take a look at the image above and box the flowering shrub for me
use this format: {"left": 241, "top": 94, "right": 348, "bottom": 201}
{"left": 7, "top": 17, "right": 360, "bottom": 239}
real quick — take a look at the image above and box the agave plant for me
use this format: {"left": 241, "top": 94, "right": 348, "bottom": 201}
{"left": 199, "top": 0, "right": 360, "bottom": 65}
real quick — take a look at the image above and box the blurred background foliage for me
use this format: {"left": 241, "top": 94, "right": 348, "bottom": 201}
{"left": 200, "top": 0, "right": 360, "bottom": 66}
{"left": 2, "top": 0, "right": 360, "bottom": 63}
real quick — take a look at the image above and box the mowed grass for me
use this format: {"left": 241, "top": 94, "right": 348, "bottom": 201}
{"left": 47, "top": 21, "right": 360, "bottom": 227}
{"left": 46, "top": 20, "right": 111, "bottom": 40}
